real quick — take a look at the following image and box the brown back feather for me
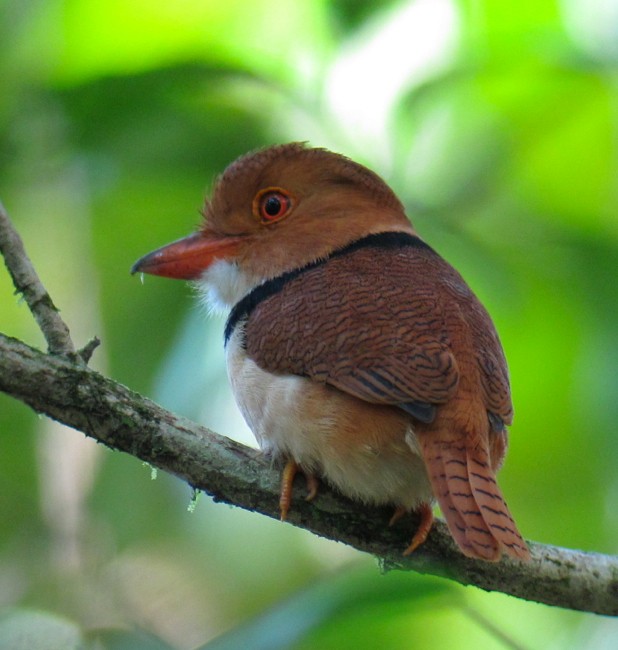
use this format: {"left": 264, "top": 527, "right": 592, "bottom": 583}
{"left": 243, "top": 238, "right": 461, "bottom": 408}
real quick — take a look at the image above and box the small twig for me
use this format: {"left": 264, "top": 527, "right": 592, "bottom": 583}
{"left": 78, "top": 336, "right": 101, "bottom": 363}
{"left": 0, "top": 199, "right": 75, "bottom": 355}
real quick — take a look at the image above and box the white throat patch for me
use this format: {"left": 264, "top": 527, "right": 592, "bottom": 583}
{"left": 194, "top": 259, "right": 257, "bottom": 314}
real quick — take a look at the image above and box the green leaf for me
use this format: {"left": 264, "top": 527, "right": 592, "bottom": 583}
{"left": 32, "top": 0, "right": 331, "bottom": 84}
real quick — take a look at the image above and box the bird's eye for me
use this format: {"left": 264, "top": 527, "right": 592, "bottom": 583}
{"left": 254, "top": 188, "right": 294, "bottom": 224}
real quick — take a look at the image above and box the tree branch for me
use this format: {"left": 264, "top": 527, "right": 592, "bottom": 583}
{"left": 0, "top": 200, "right": 75, "bottom": 355}
{"left": 1, "top": 203, "right": 617, "bottom": 617}
{"left": 1, "top": 332, "right": 617, "bottom": 616}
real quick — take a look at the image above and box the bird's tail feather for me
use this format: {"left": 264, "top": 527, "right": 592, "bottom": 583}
{"left": 421, "top": 435, "right": 530, "bottom": 561}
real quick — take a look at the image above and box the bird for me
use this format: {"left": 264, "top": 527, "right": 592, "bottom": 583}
{"left": 132, "top": 142, "right": 530, "bottom": 562}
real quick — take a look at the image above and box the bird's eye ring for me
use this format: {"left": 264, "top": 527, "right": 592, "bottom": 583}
{"left": 253, "top": 188, "right": 294, "bottom": 224}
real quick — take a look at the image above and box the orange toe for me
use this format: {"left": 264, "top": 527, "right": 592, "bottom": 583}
{"left": 403, "top": 502, "right": 434, "bottom": 556}
{"left": 279, "top": 459, "right": 320, "bottom": 520}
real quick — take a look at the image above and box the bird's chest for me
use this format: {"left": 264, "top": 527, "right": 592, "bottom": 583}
{"left": 224, "top": 327, "right": 432, "bottom": 509}
{"left": 225, "top": 327, "right": 331, "bottom": 459}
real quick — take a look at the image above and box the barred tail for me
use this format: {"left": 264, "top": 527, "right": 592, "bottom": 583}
{"left": 421, "top": 435, "right": 530, "bottom": 561}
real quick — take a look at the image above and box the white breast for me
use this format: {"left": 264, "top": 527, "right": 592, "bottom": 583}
{"left": 224, "top": 327, "right": 433, "bottom": 510}
{"left": 225, "top": 327, "right": 331, "bottom": 459}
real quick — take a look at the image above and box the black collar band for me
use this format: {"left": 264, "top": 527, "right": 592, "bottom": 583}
{"left": 224, "top": 231, "right": 432, "bottom": 345}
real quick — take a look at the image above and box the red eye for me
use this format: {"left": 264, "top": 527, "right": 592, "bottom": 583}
{"left": 254, "top": 188, "right": 293, "bottom": 224}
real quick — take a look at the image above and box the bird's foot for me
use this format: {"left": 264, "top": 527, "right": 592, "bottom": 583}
{"left": 279, "top": 459, "right": 319, "bottom": 521}
{"left": 388, "top": 505, "right": 407, "bottom": 527}
{"left": 389, "top": 502, "right": 434, "bottom": 555}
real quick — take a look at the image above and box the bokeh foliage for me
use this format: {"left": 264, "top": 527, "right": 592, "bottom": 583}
{"left": 1, "top": 0, "right": 617, "bottom": 648}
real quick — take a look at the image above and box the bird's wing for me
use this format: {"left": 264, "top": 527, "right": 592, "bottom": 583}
{"left": 238, "top": 240, "right": 506, "bottom": 422}
{"left": 471, "top": 309, "right": 513, "bottom": 426}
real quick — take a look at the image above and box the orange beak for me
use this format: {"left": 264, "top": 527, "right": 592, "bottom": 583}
{"left": 131, "top": 231, "right": 244, "bottom": 280}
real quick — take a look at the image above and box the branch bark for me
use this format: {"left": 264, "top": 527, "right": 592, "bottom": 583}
{"left": 0, "top": 200, "right": 75, "bottom": 355}
{"left": 1, "top": 333, "right": 617, "bottom": 616}
{"left": 1, "top": 203, "right": 617, "bottom": 617}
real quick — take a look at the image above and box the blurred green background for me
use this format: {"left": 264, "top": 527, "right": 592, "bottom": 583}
{"left": 1, "top": 0, "right": 617, "bottom": 648}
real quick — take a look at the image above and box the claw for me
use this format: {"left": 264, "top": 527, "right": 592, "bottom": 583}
{"left": 279, "top": 459, "right": 319, "bottom": 520}
{"left": 402, "top": 502, "right": 434, "bottom": 555}
{"left": 305, "top": 473, "right": 319, "bottom": 502}
{"left": 388, "top": 505, "right": 407, "bottom": 527}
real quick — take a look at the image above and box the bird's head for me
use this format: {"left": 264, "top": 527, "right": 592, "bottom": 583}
{"left": 132, "top": 143, "right": 415, "bottom": 309}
